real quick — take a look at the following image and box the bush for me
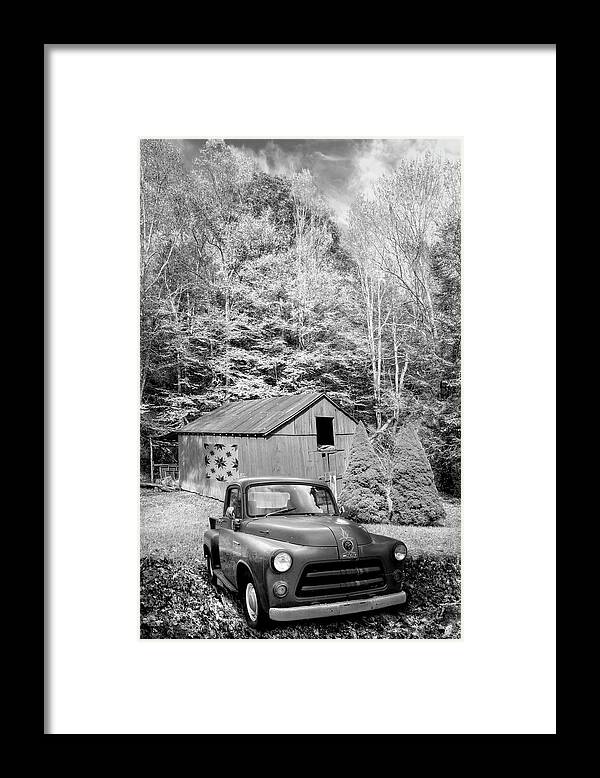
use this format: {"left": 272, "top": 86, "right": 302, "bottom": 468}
{"left": 389, "top": 424, "right": 446, "bottom": 525}
{"left": 338, "top": 422, "right": 389, "bottom": 523}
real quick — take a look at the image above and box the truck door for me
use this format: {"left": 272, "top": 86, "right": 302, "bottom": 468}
{"left": 219, "top": 486, "right": 242, "bottom": 585}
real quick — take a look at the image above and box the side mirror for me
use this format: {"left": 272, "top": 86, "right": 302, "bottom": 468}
{"left": 339, "top": 505, "right": 345, "bottom": 516}
{"left": 225, "top": 506, "right": 235, "bottom": 519}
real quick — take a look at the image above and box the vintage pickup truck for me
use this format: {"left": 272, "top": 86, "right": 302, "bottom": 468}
{"left": 203, "top": 476, "right": 408, "bottom": 630}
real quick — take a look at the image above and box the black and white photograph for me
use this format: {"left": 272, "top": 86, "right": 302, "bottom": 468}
{"left": 139, "top": 138, "right": 462, "bottom": 638}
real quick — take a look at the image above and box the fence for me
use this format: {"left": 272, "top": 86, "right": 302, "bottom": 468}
{"left": 152, "top": 463, "right": 179, "bottom": 483}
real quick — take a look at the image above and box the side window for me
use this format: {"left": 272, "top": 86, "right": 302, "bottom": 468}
{"left": 225, "top": 487, "right": 241, "bottom": 518}
{"left": 311, "top": 487, "right": 335, "bottom": 514}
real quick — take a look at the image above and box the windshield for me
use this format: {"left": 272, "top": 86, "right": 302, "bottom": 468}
{"left": 246, "top": 483, "right": 337, "bottom": 517}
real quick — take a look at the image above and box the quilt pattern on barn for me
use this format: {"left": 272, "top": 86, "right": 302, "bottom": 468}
{"left": 204, "top": 443, "right": 239, "bottom": 481}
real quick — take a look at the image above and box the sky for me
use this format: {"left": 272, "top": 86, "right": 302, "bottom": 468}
{"left": 179, "top": 138, "right": 461, "bottom": 223}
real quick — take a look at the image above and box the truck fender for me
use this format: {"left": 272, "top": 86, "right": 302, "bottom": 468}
{"left": 236, "top": 559, "right": 269, "bottom": 611}
{"left": 203, "top": 528, "right": 221, "bottom": 568}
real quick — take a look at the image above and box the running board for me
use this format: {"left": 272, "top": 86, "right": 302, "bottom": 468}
{"left": 214, "top": 568, "right": 237, "bottom": 593}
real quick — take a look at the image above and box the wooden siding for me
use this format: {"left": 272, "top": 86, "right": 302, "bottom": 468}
{"left": 178, "top": 397, "right": 357, "bottom": 501}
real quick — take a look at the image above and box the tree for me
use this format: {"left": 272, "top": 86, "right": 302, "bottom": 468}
{"left": 345, "top": 153, "right": 461, "bottom": 492}
{"left": 422, "top": 213, "right": 461, "bottom": 495}
{"left": 138, "top": 139, "right": 461, "bottom": 495}
{"left": 190, "top": 140, "right": 257, "bottom": 400}
{"left": 140, "top": 140, "right": 192, "bottom": 400}
{"left": 338, "top": 422, "right": 389, "bottom": 523}
{"left": 389, "top": 424, "right": 445, "bottom": 525}
{"left": 344, "top": 154, "right": 448, "bottom": 430}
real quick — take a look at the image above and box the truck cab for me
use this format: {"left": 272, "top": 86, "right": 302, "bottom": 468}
{"left": 203, "top": 476, "right": 408, "bottom": 630}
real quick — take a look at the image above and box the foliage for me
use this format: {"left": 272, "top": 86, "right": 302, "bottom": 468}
{"left": 345, "top": 156, "right": 461, "bottom": 493}
{"left": 140, "top": 140, "right": 368, "bottom": 441}
{"left": 337, "top": 422, "right": 389, "bottom": 523}
{"left": 388, "top": 424, "right": 446, "bottom": 525}
{"left": 139, "top": 140, "right": 461, "bottom": 495}
{"left": 424, "top": 215, "right": 461, "bottom": 495}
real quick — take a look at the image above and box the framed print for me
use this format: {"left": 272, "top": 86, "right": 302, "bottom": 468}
{"left": 46, "top": 44, "right": 556, "bottom": 735}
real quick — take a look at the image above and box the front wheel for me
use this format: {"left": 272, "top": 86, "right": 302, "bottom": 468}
{"left": 240, "top": 577, "right": 270, "bottom": 631}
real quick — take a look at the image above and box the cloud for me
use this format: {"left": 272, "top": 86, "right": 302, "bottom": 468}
{"left": 348, "top": 138, "right": 461, "bottom": 200}
{"left": 313, "top": 151, "right": 349, "bottom": 162}
{"left": 178, "top": 138, "right": 460, "bottom": 225}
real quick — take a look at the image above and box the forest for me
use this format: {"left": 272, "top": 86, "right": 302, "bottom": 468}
{"left": 140, "top": 140, "right": 461, "bottom": 496}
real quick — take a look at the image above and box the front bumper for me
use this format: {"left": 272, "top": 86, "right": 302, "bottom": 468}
{"left": 269, "top": 590, "right": 407, "bottom": 622}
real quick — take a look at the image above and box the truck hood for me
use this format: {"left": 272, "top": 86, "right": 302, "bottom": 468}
{"left": 244, "top": 514, "right": 373, "bottom": 549}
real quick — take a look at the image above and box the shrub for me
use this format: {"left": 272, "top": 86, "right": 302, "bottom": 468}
{"left": 389, "top": 424, "right": 446, "bottom": 525}
{"left": 338, "top": 422, "right": 389, "bottom": 523}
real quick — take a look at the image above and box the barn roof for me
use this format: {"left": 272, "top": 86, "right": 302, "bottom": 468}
{"left": 176, "top": 391, "right": 355, "bottom": 437}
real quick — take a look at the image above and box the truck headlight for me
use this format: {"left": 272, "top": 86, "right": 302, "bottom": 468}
{"left": 393, "top": 542, "right": 407, "bottom": 561}
{"left": 272, "top": 551, "right": 292, "bottom": 572}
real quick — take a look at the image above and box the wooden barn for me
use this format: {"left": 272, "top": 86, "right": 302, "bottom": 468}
{"left": 177, "top": 391, "right": 358, "bottom": 500}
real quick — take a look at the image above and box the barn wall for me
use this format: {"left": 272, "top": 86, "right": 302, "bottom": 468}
{"left": 179, "top": 433, "right": 205, "bottom": 495}
{"left": 179, "top": 434, "right": 252, "bottom": 500}
{"left": 178, "top": 397, "right": 357, "bottom": 500}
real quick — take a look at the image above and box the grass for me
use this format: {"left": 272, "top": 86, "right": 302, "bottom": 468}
{"left": 140, "top": 487, "right": 461, "bottom": 561}
{"left": 367, "top": 524, "right": 460, "bottom": 558}
{"left": 140, "top": 489, "right": 218, "bottom": 561}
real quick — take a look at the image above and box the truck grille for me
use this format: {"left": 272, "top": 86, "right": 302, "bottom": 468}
{"left": 296, "top": 558, "right": 386, "bottom": 599}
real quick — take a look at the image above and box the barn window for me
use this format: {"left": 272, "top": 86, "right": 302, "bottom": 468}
{"left": 316, "top": 416, "right": 334, "bottom": 447}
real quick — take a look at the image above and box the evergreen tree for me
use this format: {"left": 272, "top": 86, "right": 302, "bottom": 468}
{"left": 389, "top": 424, "right": 446, "bottom": 525}
{"left": 338, "top": 422, "right": 389, "bottom": 524}
{"left": 426, "top": 214, "right": 461, "bottom": 495}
